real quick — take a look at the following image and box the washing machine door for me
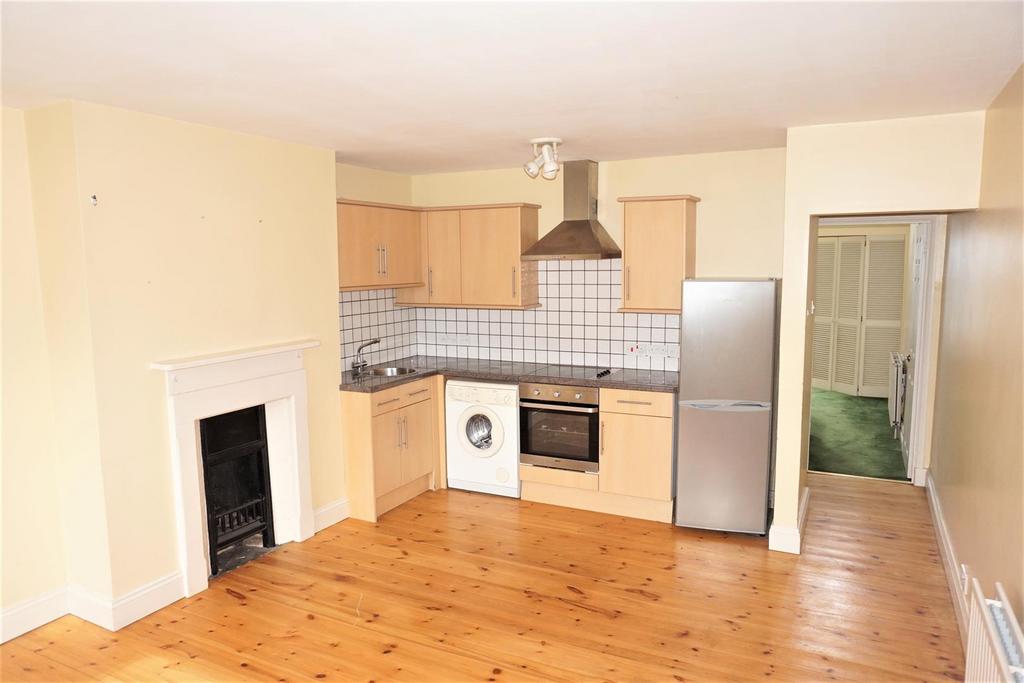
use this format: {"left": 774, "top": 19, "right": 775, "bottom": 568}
{"left": 457, "top": 405, "right": 505, "bottom": 457}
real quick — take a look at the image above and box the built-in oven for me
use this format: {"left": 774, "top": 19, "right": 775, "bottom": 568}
{"left": 519, "top": 382, "right": 600, "bottom": 473}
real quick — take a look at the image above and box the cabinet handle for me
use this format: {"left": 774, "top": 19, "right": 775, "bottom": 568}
{"left": 383, "top": 246, "right": 388, "bottom": 276}
{"left": 625, "top": 266, "right": 631, "bottom": 302}
{"left": 396, "top": 415, "right": 403, "bottom": 449}
{"left": 376, "top": 246, "right": 382, "bottom": 275}
{"left": 401, "top": 416, "right": 408, "bottom": 448}
{"left": 428, "top": 267, "right": 433, "bottom": 297}
{"left": 600, "top": 421, "right": 605, "bottom": 455}
{"left": 407, "top": 388, "right": 429, "bottom": 397}
{"left": 512, "top": 267, "right": 517, "bottom": 299}
{"left": 617, "top": 399, "right": 652, "bottom": 406}
{"left": 377, "top": 397, "right": 400, "bottom": 407}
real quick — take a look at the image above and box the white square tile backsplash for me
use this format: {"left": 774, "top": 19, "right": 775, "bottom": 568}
{"left": 339, "top": 259, "right": 680, "bottom": 376}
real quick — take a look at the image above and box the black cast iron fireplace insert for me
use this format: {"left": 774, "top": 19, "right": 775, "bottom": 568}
{"left": 199, "top": 404, "right": 275, "bottom": 575}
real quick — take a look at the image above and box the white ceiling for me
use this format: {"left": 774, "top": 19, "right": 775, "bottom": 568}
{"left": 3, "top": 2, "right": 1021, "bottom": 173}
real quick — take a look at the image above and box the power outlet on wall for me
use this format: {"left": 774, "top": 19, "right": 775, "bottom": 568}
{"left": 630, "top": 343, "right": 679, "bottom": 359}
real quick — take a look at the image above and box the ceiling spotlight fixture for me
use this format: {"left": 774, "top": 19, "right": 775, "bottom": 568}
{"left": 523, "top": 137, "right": 562, "bottom": 180}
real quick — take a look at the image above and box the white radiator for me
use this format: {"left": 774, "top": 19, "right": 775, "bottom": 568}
{"left": 888, "top": 352, "right": 909, "bottom": 436}
{"left": 966, "top": 579, "right": 1024, "bottom": 683}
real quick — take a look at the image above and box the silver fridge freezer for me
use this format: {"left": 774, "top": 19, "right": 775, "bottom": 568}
{"left": 675, "top": 279, "right": 779, "bottom": 534}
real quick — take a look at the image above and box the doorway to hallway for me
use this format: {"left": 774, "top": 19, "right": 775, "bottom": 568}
{"left": 808, "top": 217, "right": 944, "bottom": 482}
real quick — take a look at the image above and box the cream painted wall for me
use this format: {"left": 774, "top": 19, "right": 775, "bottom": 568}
{"left": 774, "top": 111, "right": 986, "bottom": 543}
{"left": 1, "top": 107, "right": 67, "bottom": 607}
{"left": 24, "top": 103, "right": 115, "bottom": 600}
{"left": 23, "top": 102, "right": 341, "bottom": 598}
{"left": 600, "top": 148, "right": 786, "bottom": 277}
{"left": 411, "top": 165, "right": 564, "bottom": 232}
{"left": 931, "top": 67, "right": 1023, "bottom": 615}
{"left": 336, "top": 162, "right": 411, "bottom": 204}
{"left": 409, "top": 148, "right": 786, "bottom": 277}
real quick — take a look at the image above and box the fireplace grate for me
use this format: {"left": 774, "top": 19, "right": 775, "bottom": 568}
{"left": 214, "top": 498, "right": 268, "bottom": 542}
{"left": 200, "top": 405, "right": 275, "bottom": 576}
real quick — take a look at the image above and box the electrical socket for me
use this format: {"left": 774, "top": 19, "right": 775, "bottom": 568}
{"left": 631, "top": 343, "right": 679, "bottom": 358}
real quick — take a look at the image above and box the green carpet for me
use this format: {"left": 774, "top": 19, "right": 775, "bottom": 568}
{"left": 809, "top": 388, "right": 908, "bottom": 480}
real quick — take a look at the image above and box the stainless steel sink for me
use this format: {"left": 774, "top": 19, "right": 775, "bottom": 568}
{"left": 370, "top": 367, "right": 417, "bottom": 377}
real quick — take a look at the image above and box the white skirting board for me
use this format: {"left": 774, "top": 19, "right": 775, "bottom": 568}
{"left": 0, "top": 587, "right": 68, "bottom": 643}
{"left": 1, "top": 573, "right": 183, "bottom": 643}
{"left": 927, "top": 472, "right": 969, "bottom": 644}
{"left": 314, "top": 498, "right": 351, "bottom": 532}
{"left": 768, "top": 486, "right": 811, "bottom": 554}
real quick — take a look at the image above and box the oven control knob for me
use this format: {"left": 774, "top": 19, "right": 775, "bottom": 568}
{"left": 553, "top": 391, "right": 561, "bottom": 398}
{"left": 575, "top": 392, "right": 582, "bottom": 400}
{"left": 533, "top": 389, "right": 540, "bottom": 396}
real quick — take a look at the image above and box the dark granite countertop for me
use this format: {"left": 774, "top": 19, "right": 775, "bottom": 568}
{"left": 340, "top": 355, "right": 678, "bottom": 394}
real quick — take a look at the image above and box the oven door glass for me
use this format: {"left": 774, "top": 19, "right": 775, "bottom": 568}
{"left": 520, "top": 404, "right": 599, "bottom": 465}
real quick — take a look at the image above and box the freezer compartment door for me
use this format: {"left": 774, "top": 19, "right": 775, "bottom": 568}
{"left": 675, "top": 401, "right": 772, "bottom": 534}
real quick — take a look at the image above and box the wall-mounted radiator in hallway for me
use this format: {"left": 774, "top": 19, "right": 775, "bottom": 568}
{"left": 966, "top": 579, "right": 1024, "bottom": 683}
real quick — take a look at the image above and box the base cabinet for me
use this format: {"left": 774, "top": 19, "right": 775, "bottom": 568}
{"left": 342, "top": 377, "right": 442, "bottom": 521}
{"left": 520, "top": 388, "right": 676, "bottom": 523}
{"left": 599, "top": 411, "right": 673, "bottom": 501}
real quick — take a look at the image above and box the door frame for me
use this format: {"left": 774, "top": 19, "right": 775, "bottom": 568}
{"left": 814, "top": 214, "right": 947, "bottom": 486}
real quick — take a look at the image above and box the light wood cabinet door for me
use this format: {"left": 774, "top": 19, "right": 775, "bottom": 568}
{"left": 338, "top": 203, "right": 385, "bottom": 289}
{"left": 371, "top": 411, "right": 403, "bottom": 495}
{"left": 599, "top": 411, "right": 673, "bottom": 501}
{"left": 380, "top": 207, "right": 422, "bottom": 287}
{"left": 460, "top": 207, "right": 523, "bottom": 306}
{"left": 620, "top": 198, "right": 696, "bottom": 312}
{"left": 396, "top": 211, "right": 462, "bottom": 305}
{"left": 401, "top": 398, "right": 436, "bottom": 484}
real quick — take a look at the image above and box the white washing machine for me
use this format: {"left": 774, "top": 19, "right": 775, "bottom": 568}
{"left": 445, "top": 380, "right": 520, "bottom": 498}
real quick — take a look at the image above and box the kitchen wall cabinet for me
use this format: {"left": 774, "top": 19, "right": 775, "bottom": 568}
{"left": 397, "top": 203, "right": 540, "bottom": 309}
{"left": 618, "top": 195, "right": 700, "bottom": 312}
{"left": 341, "top": 376, "right": 443, "bottom": 521}
{"left": 395, "top": 210, "right": 462, "bottom": 305}
{"left": 337, "top": 200, "right": 422, "bottom": 291}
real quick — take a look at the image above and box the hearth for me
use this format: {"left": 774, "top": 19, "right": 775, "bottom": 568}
{"left": 199, "top": 404, "right": 275, "bottom": 575}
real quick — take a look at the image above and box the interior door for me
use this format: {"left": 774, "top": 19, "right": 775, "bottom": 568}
{"left": 831, "top": 237, "right": 865, "bottom": 395}
{"left": 372, "top": 411, "right": 403, "bottom": 495}
{"left": 858, "top": 235, "right": 906, "bottom": 397}
{"left": 811, "top": 237, "right": 838, "bottom": 389}
{"left": 622, "top": 200, "right": 683, "bottom": 311}
{"left": 380, "top": 208, "right": 422, "bottom": 286}
{"left": 338, "top": 203, "right": 385, "bottom": 289}
{"left": 401, "top": 399, "right": 435, "bottom": 484}
{"left": 460, "top": 207, "right": 521, "bottom": 306}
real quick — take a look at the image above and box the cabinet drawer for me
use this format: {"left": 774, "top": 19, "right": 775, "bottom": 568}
{"left": 600, "top": 388, "right": 674, "bottom": 418}
{"left": 519, "top": 464, "right": 599, "bottom": 490}
{"left": 370, "top": 378, "right": 434, "bottom": 416}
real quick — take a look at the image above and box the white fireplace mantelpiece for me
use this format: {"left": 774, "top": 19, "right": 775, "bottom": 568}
{"left": 151, "top": 339, "right": 319, "bottom": 597}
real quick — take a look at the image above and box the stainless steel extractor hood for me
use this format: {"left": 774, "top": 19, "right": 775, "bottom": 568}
{"left": 522, "top": 160, "right": 621, "bottom": 261}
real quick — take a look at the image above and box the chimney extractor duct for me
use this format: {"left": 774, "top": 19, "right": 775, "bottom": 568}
{"left": 521, "top": 160, "right": 621, "bottom": 261}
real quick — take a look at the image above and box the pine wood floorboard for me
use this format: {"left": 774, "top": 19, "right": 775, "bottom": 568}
{"left": 1, "top": 472, "right": 963, "bottom": 682}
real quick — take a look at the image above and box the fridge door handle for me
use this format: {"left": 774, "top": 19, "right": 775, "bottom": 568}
{"left": 680, "top": 400, "right": 771, "bottom": 412}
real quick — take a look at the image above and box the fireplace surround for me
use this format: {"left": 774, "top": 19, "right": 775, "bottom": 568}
{"left": 151, "top": 340, "right": 318, "bottom": 596}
